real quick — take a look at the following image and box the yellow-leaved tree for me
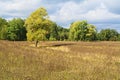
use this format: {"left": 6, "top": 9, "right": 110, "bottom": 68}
{"left": 25, "top": 7, "right": 53, "bottom": 47}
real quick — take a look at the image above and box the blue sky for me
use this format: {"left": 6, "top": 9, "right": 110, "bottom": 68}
{"left": 0, "top": 0, "right": 120, "bottom": 32}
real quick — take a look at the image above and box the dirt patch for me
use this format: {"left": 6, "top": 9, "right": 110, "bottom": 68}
{"left": 46, "top": 46, "right": 70, "bottom": 52}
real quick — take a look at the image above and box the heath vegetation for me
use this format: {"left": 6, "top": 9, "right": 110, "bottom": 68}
{"left": 0, "top": 40, "right": 120, "bottom": 80}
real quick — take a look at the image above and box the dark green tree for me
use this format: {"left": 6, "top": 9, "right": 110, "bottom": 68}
{"left": 98, "top": 29, "right": 119, "bottom": 41}
{"left": 7, "top": 18, "right": 26, "bottom": 41}
{"left": 117, "top": 34, "right": 120, "bottom": 41}
{"left": 57, "top": 26, "right": 69, "bottom": 41}
{"left": 47, "top": 23, "right": 59, "bottom": 41}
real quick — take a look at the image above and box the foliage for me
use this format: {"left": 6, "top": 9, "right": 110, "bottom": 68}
{"left": 69, "top": 21, "right": 87, "bottom": 41}
{"left": 7, "top": 18, "right": 26, "bottom": 41}
{"left": 25, "top": 7, "right": 53, "bottom": 42}
{"left": 57, "top": 26, "right": 69, "bottom": 41}
{"left": 117, "top": 34, "right": 120, "bottom": 41}
{"left": 47, "top": 23, "right": 59, "bottom": 41}
{"left": 0, "top": 7, "right": 120, "bottom": 41}
{"left": 0, "top": 18, "right": 8, "bottom": 39}
{"left": 85, "top": 24, "right": 97, "bottom": 41}
{"left": 98, "top": 29, "right": 119, "bottom": 41}
{"left": 69, "top": 20, "right": 97, "bottom": 41}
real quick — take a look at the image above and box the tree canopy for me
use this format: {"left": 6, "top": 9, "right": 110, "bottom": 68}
{"left": 69, "top": 20, "right": 97, "bottom": 41}
{"left": 98, "top": 29, "right": 119, "bottom": 41}
{"left": 25, "top": 7, "right": 54, "bottom": 42}
{"left": 7, "top": 18, "right": 26, "bottom": 41}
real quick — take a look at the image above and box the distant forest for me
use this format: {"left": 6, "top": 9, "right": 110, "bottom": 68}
{"left": 0, "top": 7, "right": 120, "bottom": 42}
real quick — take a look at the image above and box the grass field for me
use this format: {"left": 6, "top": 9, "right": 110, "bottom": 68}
{"left": 0, "top": 40, "right": 120, "bottom": 80}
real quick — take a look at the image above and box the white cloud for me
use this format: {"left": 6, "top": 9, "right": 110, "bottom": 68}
{"left": 0, "top": 0, "right": 42, "bottom": 18}
{"left": 49, "top": 1, "right": 98, "bottom": 22}
{"left": 50, "top": 0, "right": 120, "bottom": 24}
{"left": 50, "top": 1, "right": 83, "bottom": 23}
{"left": 83, "top": 3, "right": 120, "bottom": 22}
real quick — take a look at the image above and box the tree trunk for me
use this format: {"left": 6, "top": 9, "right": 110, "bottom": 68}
{"left": 35, "top": 40, "right": 38, "bottom": 47}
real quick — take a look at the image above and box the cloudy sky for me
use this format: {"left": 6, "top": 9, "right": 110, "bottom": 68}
{"left": 0, "top": 0, "right": 120, "bottom": 32}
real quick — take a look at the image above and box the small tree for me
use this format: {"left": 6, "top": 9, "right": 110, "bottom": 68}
{"left": 25, "top": 7, "right": 53, "bottom": 47}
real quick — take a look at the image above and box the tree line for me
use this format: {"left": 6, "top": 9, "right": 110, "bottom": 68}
{"left": 0, "top": 7, "right": 120, "bottom": 43}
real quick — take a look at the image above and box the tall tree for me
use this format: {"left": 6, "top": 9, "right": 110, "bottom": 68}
{"left": 25, "top": 7, "right": 53, "bottom": 47}
{"left": 7, "top": 18, "right": 26, "bottom": 41}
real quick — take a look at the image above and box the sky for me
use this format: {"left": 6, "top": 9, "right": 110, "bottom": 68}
{"left": 0, "top": 0, "right": 120, "bottom": 32}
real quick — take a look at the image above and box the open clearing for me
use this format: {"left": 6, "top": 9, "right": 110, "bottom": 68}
{"left": 0, "top": 40, "right": 120, "bottom": 80}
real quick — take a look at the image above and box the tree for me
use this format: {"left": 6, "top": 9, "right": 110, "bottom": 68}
{"left": 7, "top": 18, "right": 26, "bottom": 41}
{"left": 69, "top": 20, "right": 87, "bottom": 41}
{"left": 47, "top": 22, "right": 59, "bottom": 41}
{"left": 98, "top": 29, "right": 119, "bottom": 41}
{"left": 0, "top": 18, "right": 8, "bottom": 40}
{"left": 57, "top": 26, "right": 69, "bottom": 41}
{"left": 85, "top": 24, "right": 97, "bottom": 41}
{"left": 117, "top": 34, "right": 120, "bottom": 41}
{"left": 25, "top": 7, "right": 53, "bottom": 47}
{"left": 69, "top": 20, "right": 97, "bottom": 41}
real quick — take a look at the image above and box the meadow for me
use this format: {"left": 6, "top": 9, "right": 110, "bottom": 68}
{"left": 0, "top": 40, "right": 120, "bottom": 80}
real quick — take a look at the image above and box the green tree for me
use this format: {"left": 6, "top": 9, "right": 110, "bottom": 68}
{"left": 69, "top": 20, "right": 96, "bottom": 41}
{"left": 85, "top": 24, "right": 97, "bottom": 41}
{"left": 0, "top": 18, "right": 8, "bottom": 40}
{"left": 69, "top": 20, "right": 87, "bottom": 41}
{"left": 57, "top": 26, "right": 69, "bottom": 41}
{"left": 117, "top": 34, "right": 120, "bottom": 41}
{"left": 7, "top": 18, "right": 26, "bottom": 41}
{"left": 98, "top": 29, "right": 119, "bottom": 41}
{"left": 47, "top": 23, "right": 59, "bottom": 41}
{"left": 25, "top": 7, "right": 53, "bottom": 47}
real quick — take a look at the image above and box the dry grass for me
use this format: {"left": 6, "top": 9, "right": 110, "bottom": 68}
{"left": 0, "top": 40, "right": 120, "bottom": 80}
